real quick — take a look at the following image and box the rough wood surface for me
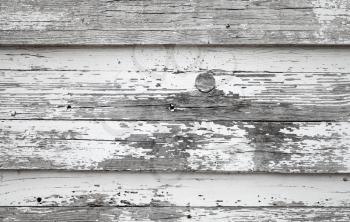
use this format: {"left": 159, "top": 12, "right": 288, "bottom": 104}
{"left": 1, "top": 0, "right": 350, "bottom": 45}
{"left": 1, "top": 120, "right": 349, "bottom": 173}
{"left": 1, "top": 47, "right": 349, "bottom": 121}
{"left": 1, "top": 207, "right": 350, "bottom": 222}
{"left": 0, "top": 171, "right": 349, "bottom": 207}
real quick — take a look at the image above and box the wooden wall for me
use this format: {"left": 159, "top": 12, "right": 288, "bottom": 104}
{"left": 1, "top": 0, "right": 350, "bottom": 221}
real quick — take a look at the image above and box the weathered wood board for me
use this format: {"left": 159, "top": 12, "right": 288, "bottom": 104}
{"left": 1, "top": 46, "right": 349, "bottom": 121}
{"left": 2, "top": 0, "right": 350, "bottom": 220}
{"left": 1, "top": 120, "right": 349, "bottom": 173}
{"left": 1, "top": 207, "right": 350, "bottom": 222}
{"left": 1, "top": 0, "right": 350, "bottom": 45}
{"left": 0, "top": 171, "right": 350, "bottom": 207}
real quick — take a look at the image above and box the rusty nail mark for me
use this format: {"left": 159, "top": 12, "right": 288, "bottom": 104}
{"left": 10, "top": 111, "right": 16, "bottom": 117}
{"left": 195, "top": 72, "right": 216, "bottom": 93}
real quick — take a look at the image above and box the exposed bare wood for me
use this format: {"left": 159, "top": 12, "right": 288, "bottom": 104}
{"left": 0, "top": 171, "right": 350, "bottom": 207}
{"left": 1, "top": 0, "right": 350, "bottom": 45}
{"left": 1, "top": 207, "right": 350, "bottom": 222}
{"left": 1, "top": 47, "right": 349, "bottom": 121}
{"left": 2, "top": 1, "right": 350, "bottom": 220}
{"left": 1, "top": 120, "right": 349, "bottom": 173}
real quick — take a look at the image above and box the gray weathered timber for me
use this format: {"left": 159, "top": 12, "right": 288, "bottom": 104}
{"left": 0, "top": 0, "right": 350, "bottom": 45}
{"left": 0, "top": 171, "right": 350, "bottom": 207}
{"left": 1, "top": 46, "right": 349, "bottom": 121}
{"left": 1, "top": 207, "right": 350, "bottom": 222}
{"left": 1, "top": 120, "right": 349, "bottom": 173}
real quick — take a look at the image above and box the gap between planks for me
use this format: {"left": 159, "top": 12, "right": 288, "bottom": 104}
{"left": 0, "top": 119, "right": 340, "bottom": 122}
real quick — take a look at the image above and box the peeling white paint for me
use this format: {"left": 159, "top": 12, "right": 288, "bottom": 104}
{"left": 312, "top": 0, "right": 350, "bottom": 42}
{"left": 1, "top": 120, "right": 349, "bottom": 172}
{"left": 0, "top": 172, "right": 349, "bottom": 207}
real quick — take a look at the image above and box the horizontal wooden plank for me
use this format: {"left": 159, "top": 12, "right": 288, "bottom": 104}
{"left": 0, "top": 171, "right": 350, "bottom": 207}
{"left": 1, "top": 120, "right": 349, "bottom": 173}
{"left": 1, "top": 207, "right": 350, "bottom": 222}
{"left": 1, "top": 0, "right": 350, "bottom": 45}
{"left": 1, "top": 47, "right": 349, "bottom": 121}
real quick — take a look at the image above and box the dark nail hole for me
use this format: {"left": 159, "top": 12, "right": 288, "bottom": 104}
{"left": 226, "top": 24, "right": 230, "bottom": 28}
{"left": 37, "top": 197, "right": 42, "bottom": 203}
{"left": 10, "top": 111, "right": 16, "bottom": 117}
{"left": 67, "top": 105, "right": 72, "bottom": 109}
{"left": 168, "top": 104, "right": 176, "bottom": 112}
{"left": 187, "top": 215, "right": 192, "bottom": 219}
{"left": 343, "top": 177, "right": 348, "bottom": 181}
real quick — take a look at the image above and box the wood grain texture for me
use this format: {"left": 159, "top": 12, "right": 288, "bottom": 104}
{"left": 1, "top": 120, "right": 349, "bottom": 173}
{"left": 1, "top": 0, "right": 350, "bottom": 45}
{"left": 1, "top": 46, "right": 349, "bottom": 121}
{"left": 0, "top": 171, "right": 350, "bottom": 207}
{"left": 1, "top": 207, "right": 350, "bottom": 222}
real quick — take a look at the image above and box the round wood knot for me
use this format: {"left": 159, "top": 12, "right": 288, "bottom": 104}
{"left": 195, "top": 72, "right": 216, "bottom": 93}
